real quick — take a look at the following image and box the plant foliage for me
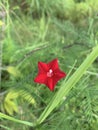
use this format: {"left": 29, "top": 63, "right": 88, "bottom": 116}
{"left": 0, "top": 0, "right": 98, "bottom": 130}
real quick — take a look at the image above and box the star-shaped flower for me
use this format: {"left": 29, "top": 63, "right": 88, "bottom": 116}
{"left": 34, "top": 59, "right": 66, "bottom": 91}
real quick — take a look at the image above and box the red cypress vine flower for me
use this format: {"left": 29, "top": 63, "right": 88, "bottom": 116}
{"left": 34, "top": 59, "right": 66, "bottom": 91}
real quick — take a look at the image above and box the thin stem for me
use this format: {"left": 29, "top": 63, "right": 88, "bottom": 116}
{"left": 0, "top": 2, "right": 5, "bottom": 88}
{"left": 0, "top": 91, "right": 7, "bottom": 96}
{"left": 68, "top": 65, "right": 98, "bottom": 76}
{"left": 0, "top": 112, "right": 34, "bottom": 127}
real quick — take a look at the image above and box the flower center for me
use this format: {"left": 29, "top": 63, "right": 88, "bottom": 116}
{"left": 47, "top": 69, "right": 53, "bottom": 77}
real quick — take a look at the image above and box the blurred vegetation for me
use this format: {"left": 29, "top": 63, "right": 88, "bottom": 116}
{"left": 0, "top": 0, "right": 98, "bottom": 130}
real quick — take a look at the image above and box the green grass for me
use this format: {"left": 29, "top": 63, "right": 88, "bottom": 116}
{"left": 0, "top": 0, "right": 98, "bottom": 130}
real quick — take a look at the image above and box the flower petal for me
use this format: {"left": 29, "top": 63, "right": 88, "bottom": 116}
{"left": 38, "top": 62, "right": 48, "bottom": 73}
{"left": 34, "top": 73, "right": 47, "bottom": 84}
{"left": 46, "top": 78, "right": 56, "bottom": 91}
{"left": 54, "top": 69, "right": 66, "bottom": 82}
{"left": 48, "top": 59, "right": 59, "bottom": 71}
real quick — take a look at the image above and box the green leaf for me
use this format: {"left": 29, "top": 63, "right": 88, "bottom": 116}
{"left": 4, "top": 91, "right": 18, "bottom": 115}
{"left": 6, "top": 66, "right": 22, "bottom": 78}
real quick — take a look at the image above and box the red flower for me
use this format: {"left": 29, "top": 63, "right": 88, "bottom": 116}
{"left": 34, "top": 59, "right": 66, "bottom": 91}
